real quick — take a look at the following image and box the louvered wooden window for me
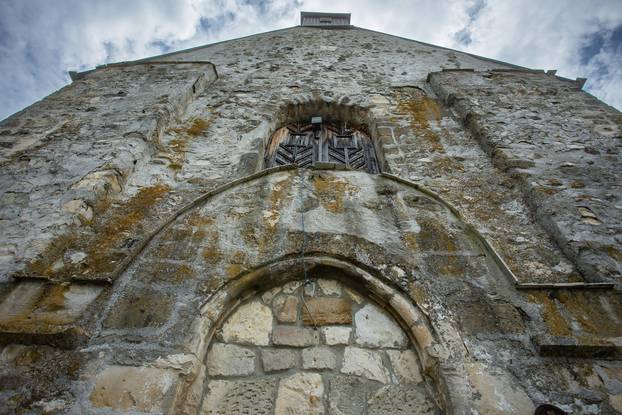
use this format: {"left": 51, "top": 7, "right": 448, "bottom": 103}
{"left": 265, "top": 120, "right": 379, "bottom": 174}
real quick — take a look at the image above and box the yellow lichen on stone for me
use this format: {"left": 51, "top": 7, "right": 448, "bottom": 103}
{"left": 202, "top": 242, "right": 222, "bottom": 264}
{"left": 527, "top": 290, "right": 622, "bottom": 339}
{"left": 409, "top": 283, "right": 428, "bottom": 308}
{"left": 556, "top": 291, "right": 622, "bottom": 337}
{"left": 187, "top": 118, "right": 210, "bottom": 136}
{"left": 268, "top": 177, "right": 292, "bottom": 211}
{"left": 312, "top": 174, "right": 359, "bottom": 214}
{"left": 0, "top": 282, "right": 103, "bottom": 333}
{"left": 223, "top": 251, "right": 249, "bottom": 280}
{"left": 194, "top": 214, "right": 222, "bottom": 265}
{"left": 402, "top": 231, "right": 418, "bottom": 252}
{"left": 231, "top": 250, "right": 247, "bottom": 264}
{"left": 185, "top": 212, "right": 215, "bottom": 228}
{"left": 27, "top": 184, "right": 170, "bottom": 280}
{"left": 225, "top": 264, "right": 244, "bottom": 280}
{"left": 174, "top": 265, "right": 195, "bottom": 282}
{"left": 411, "top": 217, "right": 464, "bottom": 276}
{"left": 166, "top": 117, "right": 212, "bottom": 170}
{"left": 606, "top": 245, "right": 622, "bottom": 262}
{"left": 27, "top": 234, "right": 80, "bottom": 277}
{"left": 527, "top": 292, "right": 572, "bottom": 337}
{"left": 261, "top": 176, "right": 293, "bottom": 236}
{"left": 395, "top": 89, "right": 443, "bottom": 152}
{"left": 431, "top": 155, "right": 464, "bottom": 173}
{"left": 85, "top": 185, "right": 169, "bottom": 271}
{"left": 35, "top": 284, "right": 70, "bottom": 313}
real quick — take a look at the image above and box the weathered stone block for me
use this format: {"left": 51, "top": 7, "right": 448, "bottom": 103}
{"left": 610, "top": 394, "right": 622, "bottom": 413}
{"left": 275, "top": 295, "right": 298, "bottom": 323}
{"left": 328, "top": 375, "right": 369, "bottom": 415}
{"left": 354, "top": 303, "right": 408, "bottom": 348}
{"left": 261, "top": 349, "right": 298, "bottom": 372}
{"left": 341, "top": 347, "right": 389, "bottom": 383}
{"left": 317, "top": 278, "right": 342, "bottom": 296}
{"left": 322, "top": 326, "right": 352, "bottom": 345}
{"left": 386, "top": 350, "right": 423, "bottom": 384}
{"left": 302, "top": 346, "right": 338, "bottom": 370}
{"left": 465, "top": 363, "right": 535, "bottom": 414}
{"left": 202, "top": 378, "right": 277, "bottom": 414}
{"left": 261, "top": 286, "right": 281, "bottom": 304}
{"left": 0, "top": 281, "right": 103, "bottom": 346}
{"left": 595, "top": 366, "right": 622, "bottom": 395}
{"left": 302, "top": 297, "right": 352, "bottom": 326}
{"left": 273, "top": 325, "right": 320, "bottom": 347}
{"left": 103, "top": 286, "right": 172, "bottom": 329}
{"left": 493, "top": 303, "right": 526, "bottom": 333}
{"left": 367, "top": 385, "right": 437, "bottom": 415}
{"left": 89, "top": 365, "right": 178, "bottom": 412}
{"left": 275, "top": 372, "right": 324, "bottom": 415}
{"left": 456, "top": 301, "right": 498, "bottom": 334}
{"left": 221, "top": 300, "right": 272, "bottom": 346}
{"left": 207, "top": 343, "right": 256, "bottom": 376}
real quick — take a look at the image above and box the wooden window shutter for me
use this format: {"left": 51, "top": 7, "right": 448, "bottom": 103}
{"left": 266, "top": 120, "right": 379, "bottom": 174}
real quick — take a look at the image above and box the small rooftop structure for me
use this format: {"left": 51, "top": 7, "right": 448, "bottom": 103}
{"left": 300, "top": 11, "right": 351, "bottom": 28}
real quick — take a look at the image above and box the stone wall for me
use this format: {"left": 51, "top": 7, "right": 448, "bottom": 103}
{"left": 429, "top": 69, "right": 622, "bottom": 284}
{"left": 202, "top": 278, "right": 437, "bottom": 414}
{"left": 0, "top": 62, "right": 217, "bottom": 281}
{"left": 0, "top": 25, "right": 621, "bottom": 414}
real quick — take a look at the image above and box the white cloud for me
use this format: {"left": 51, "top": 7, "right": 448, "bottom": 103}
{"left": 449, "top": 0, "right": 622, "bottom": 109}
{"left": 0, "top": 0, "right": 620, "bottom": 120}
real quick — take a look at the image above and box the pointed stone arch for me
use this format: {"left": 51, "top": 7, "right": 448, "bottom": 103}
{"left": 81, "top": 167, "right": 540, "bottom": 414}
{"left": 176, "top": 255, "right": 469, "bottom": 414}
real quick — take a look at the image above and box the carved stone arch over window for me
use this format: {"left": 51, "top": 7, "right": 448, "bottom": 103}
{"left": 265, "top": 118, "right": 380, "bottom": 174}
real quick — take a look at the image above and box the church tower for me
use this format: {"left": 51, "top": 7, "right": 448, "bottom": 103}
{"left": 0, "top": 12, "right": 621, "bottom": 414}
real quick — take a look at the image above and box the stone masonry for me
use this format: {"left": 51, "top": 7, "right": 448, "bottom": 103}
{"left": 0, "top": 20, "right": 621, "bottom": 415}
{"left": 202, "top": 278, "right": 438, "bottom": 414}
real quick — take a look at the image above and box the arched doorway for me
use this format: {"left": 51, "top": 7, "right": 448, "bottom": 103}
{"left": 198, "top": 265, "right": 441, "bottom": 414}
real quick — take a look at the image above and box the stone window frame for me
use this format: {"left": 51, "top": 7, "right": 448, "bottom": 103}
{"left": 257, "top": 100, "right": 390, "bottom": 175}
{"left": 264, "top": 118, "right": 381, "bottom": 173}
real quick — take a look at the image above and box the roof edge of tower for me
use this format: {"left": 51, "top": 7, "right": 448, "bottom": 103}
{"left": 137, "top": 25, "right": 530, "bottom": 71}
{"left": 70, "top": 25, "right": 536, "bottom": 76}
{"left": 352, "top": 26, "right": 530, "bottom": 71}
{"left": 135, "top": 26, "right": 300, "bottom": 64}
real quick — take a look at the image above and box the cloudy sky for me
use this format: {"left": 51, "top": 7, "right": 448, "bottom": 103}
{"left": 1, "top": 0, "right": 621, "bottom": 120}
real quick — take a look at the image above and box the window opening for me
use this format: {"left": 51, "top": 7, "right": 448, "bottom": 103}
{"left": 535, "top": 404, "right": 566, "bottom": 415}
{"left": 266, "top": 117, "right": 380, "bottom": 174}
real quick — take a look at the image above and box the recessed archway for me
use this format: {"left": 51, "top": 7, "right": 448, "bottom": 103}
{"left": 200, "top": 268, "right": 440, "bottom": 414}
{"left": 178, "top": 256, "right": 461, "bottom": 414}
